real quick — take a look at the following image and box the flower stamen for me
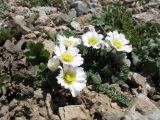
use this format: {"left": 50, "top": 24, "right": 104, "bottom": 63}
{"left": 112, "top": 39, "right": 122, "bottom": 49}
{"left": 61, "top": 53, "right": 74, "bottom": 63}
{"left": 88, "top": 37, "right": 97, "bottom": 45}
{"left": 63, "top": 71, "right": 76, "bottom": 84}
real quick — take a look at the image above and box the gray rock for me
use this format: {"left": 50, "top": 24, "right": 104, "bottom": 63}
{"left": 34, "top": 88, "right": 43, "bottom": 100}
{"left": 71, "top": 1, "right": 89, "bottom": 16}
{"left": 31, "top": 7, "right": 57, "bottom": 14}
{"left": 11, "top": 15, "right": 31, "bottom": 33}
{"left": 9, "top": 99, "right": 18, "bottom": 110}
{"left": 133, "top": 10, "right": 160, "bottom": 24}
{"left": 151, "top": 95, "right": 160, "bottom": 101}
{"left": 39, "top": 107, "right": 47, "bottom": 117}
{"left": 58, "top": 9, "right": 77, "bottom": 23}
{"left": 18, "top": 83, "right": 34, "bottom": 97}
{"left": 123, "top": 94, "right": 160, "bottom": 120}
{"left": 83, "top": 25, "right": 96, "bottom": 32}
{"left": 128, "top": 72, "right": 146, "bottom": 88}
{"left": 35, "top": 11, "right": 50, "bottom": 26}
{"left": 39, "top": 99, "right": 45, "bottom": 107}
{"left": 0, "top": 105, "right": 8, "bottom": 117}
{"left": 79, "top": 88, "right": 124, "bottom": 119}
{"left": 99, "top": 0, "right": 114, "bottom": 5}
{"left": 15, "top": 116, "right": 26, "bottom": 120}
{"left": 59, "top": 105, "right": 91, "bottom": 120}
{"left": 106, "top": 115, "right": 121, "bottom": 120}
{"left": 120, "top": 83, "right": 129, "bottom": 92}
{"left": 45, "top": 93, "right": 60, "bottom": 120}
{"left": 70, "top": 21, "right": 81, "bottom": 31}
{"left": 0, "top": 113, "right": 9, "bottom": 120}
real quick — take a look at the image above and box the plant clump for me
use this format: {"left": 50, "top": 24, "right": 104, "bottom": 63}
{"left": 92, "top": 4, "right": 160, "bottom": 82}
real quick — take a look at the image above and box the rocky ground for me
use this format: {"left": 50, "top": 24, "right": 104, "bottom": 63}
{"left": 0, "top": 0, "right": 160, "bottom": 120}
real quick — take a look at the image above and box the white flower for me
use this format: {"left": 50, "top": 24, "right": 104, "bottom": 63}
{"left": 54, "top": 44, "right": 83, "bottom": 67}
{"left": 57, "top": 65, "right": 87, "bottom": 97}
{"left": 105, "top": 31, "right": 132, "bottom": 53}
{"left": 57, "top": 35, "right": 81, "bottom": 47}
{"left": 82, "top": 31, "right": 103, "bottom": 49}
{"left": 47, "top": 57, "right": 60, "bottom": 72}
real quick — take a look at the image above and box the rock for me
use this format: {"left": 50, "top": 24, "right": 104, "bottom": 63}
{"left": 18, "top": 83, "right": 34, "bottom": 97}
{"left": 75, "top": 14, "right": 92, "bottom": 26}
{"left": 34, "top": 88, "right": 43, "bottom": 100}
{"left": 152, "top": 95, "right": 160, "bottom": 101}
{"left": 106, "top": 115, "right": 121, "bottom": 120}
{"left": 70, "top": 21, "right": 81, "bottom": 31}
{"left": 79, "top": 88, "right": 125, "bottom": 119}
{"left": 59, "top": 105, "right": 91, "bottom": 120}
{"left": 58, "top": 9, "right": 77, "bottom": 24}
{"left": 39, "top": 99, "right": 45, "bottom": 107}
{"left": 123, "top": 94, "right": 160, "bottom": 120}
{"left": 38, "top": 116, "right": 46, "bottom": 120}
{"left": 120, "top": 83, "right": 129, "bottom": 92}
{"left": 15, "top": 116, "right": 26, "bottom": 120}
{"left": 43, "top": 40, "right": 55, "bottom": 56}
{"left": 49, "top": 13, "right": 60, "bottom": 21}
{"left": 9, "top": 99, "right": 18, "bottom": 110}
{"left": 45, "top": 93, "right": 60, "bottom": 120}
{"left": 11, "top": 15, "right": 31, "bottom": 33}
{"left": 127, "top": 72, "right": 147, "bottom": 91}
{"left": 3, "top": 39, "right": 15, "bottom": 52}
{"left": 31, "top": 7, "right": 57, "bottom": 14}
{"left": 0, "top": 113, "right": 9, "bottom": 120}
{"left": 99, "top": 0, "right": 114, "bottom": 5}
{"left": 83, "top": 25, "right": 96, "bottom": 32}
{"left": 11, "top": 6, "right": 32, "bottom": 17}
{"left": 30, "top": 105, "right": 40, "bottom": 120}
{"left": 23, "top": 101, "right": 32, "bottom": 116}
{"left": 35, "top": 11, "right": 50, "bottom": 26}
{"left": 0, "top": 105, "right": 8, "bottom": 117}
{"left": 23, "top": 33, "right": 36, "bottom": 39}
{"left": 133, "top": 10, "right": 160, "bottom": 24}
{"left": 71, "top": 1, "right": 89, "bottom": 16}
{"left": 43, "top": 26, "right": 57, "bottom": 34}
{"left": 39, "top": 107, "right": 47, "bottom": 117}
{"left": 13, "top": 39, "right": 26, "bottom": 52}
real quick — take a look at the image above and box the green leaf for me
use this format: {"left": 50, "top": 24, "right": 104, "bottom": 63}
{"left": 87, "top": 71, "right": 102, "bottom": 85}
{"left": 25, "top": 42, "right": 50, "bottom": 65}
{"left": 63, "top": 29, "right": 78, "bottom": 37}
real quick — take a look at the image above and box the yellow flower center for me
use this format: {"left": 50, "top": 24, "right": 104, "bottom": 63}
{"left": 112, "top": 39, "right": 122, "bottom": 49}
{"left": 88, "top": 37, "right": 97, "bottom": 45}
{"left": 63, "top": 71, "right": 76, "bottom": 84}
{"left": 64, "top": 39, "right": 74, "bottom": 47}
{"left": 61, "top": 52, "right": 73, "bottom": 63}
{"left": 51, "top": 62, "right": 58, "bottom": 70}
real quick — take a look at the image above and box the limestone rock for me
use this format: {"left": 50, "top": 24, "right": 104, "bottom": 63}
{"left": 58, "top": 9, "right": 77, "bottom": 24}
{"left": 15, "top": 116, "right": 26, "bottom": 120}
{"left": 133, "top": 10, "right": 160, "bottom": 24}
{"left": 31, "top": 7, "right": 57, "bottom": 14}
{"left": 70, "top": 21, "right": 81, "bottom": 31}
{"left": 0, "top": 105, "right": 9, "bottom": 117}
{"left": 35, "top": 11, "right": 50, "bottom": 26}
{"left": 123, "top": 94, "right": 160, "bottom": 120}
{"left": 128, "top": 72, "right": 147, "bottom": 87}
{"left": 12, "top": 15, "right": 31, "bottom": 33}
{"left": 71, "top": 1, "right": 89, "bottom": 16}
{"left": 80, "top": 87, "right": 125, "bottom": 119}
{"left": 59, "top": 105, "right": 91, "bottom": 120}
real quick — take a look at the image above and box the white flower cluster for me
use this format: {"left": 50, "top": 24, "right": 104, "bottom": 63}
{"left": 47, "top": 30, "right": 132, "bottom": 97}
